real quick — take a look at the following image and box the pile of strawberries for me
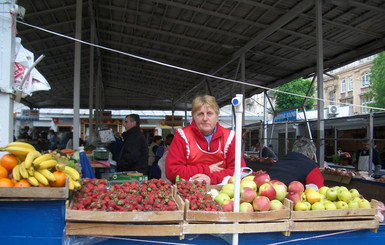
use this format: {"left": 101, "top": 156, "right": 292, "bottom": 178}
{"left": 176, "top": 178, "right": 220, "bottom": 211}
{"left": 71, "top": 178, "right": 178, "bottom": 212}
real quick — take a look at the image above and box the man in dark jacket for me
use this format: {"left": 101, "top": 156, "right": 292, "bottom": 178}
{"left": 117, "top": 114, "right": 148, "bottom": 175}
{"left": 267, "top": 137, "right": 324, "bottom": 189}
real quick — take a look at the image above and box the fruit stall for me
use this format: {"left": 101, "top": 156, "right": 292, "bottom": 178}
{"left": 0, "top": 142, "right": 384, "bottom": 245}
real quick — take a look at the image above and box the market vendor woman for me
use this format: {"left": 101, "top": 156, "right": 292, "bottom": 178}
{"left": 165, "top": 95, "right": 246, "bottom": 185}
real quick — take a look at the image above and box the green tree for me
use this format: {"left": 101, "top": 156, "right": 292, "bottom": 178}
{"left": 274, "top": 78, "right": 315, "bottom": 111}
{"left": 367, "top": 52, "right": 385, "bottom": 109}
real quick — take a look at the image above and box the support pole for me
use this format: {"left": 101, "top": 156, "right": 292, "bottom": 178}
{"left": 316, "top": 0, "right": 325, "bottom": 167}
{"left": 0, "top": 1, "right": 16, "bottom": 146}
{"left": 88, "top": 0, "right": 95, "bottom": 145}
{"left": 73, "top": 0, "right": 82, "bottom": 150}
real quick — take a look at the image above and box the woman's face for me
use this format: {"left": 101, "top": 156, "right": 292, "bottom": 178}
{"left": 193, "top": 104, "right": 218, "bottom": 136}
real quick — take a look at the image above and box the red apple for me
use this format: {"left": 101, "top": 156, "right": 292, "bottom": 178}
{"left": 221, "top": 199, "right": 234, "bottom": 212}
{"left": 258, "top": 182, "right": 276, "bottom": 201}
{"left": 239, "top": 202, "right": 254, "bottom": 212}
{"left": 272, "top": 180, "right": 288, "bottom": 201}
{"left": 253, "top": 173, "right": 271, "bottom": 187}
{"left": 240, "top": 187, "right": 257, "bottom": 203}
{"left": 288, "top": 181, "right": 304, "bottom": 194}
{"left": 227, "top": 176, "right": 235, "bottom": 184}
{"left": 252, "top": 196, "right": 270, "bottom": 211}
{"left": 286, "top": 191, "right": 302, "bottom": 205}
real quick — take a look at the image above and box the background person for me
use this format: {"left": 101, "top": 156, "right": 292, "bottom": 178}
{"left": 354, "top": 139, "right": 382, "bottom": 173}
{"left": 165, "top": 95, "right": 246, "bottom": 185}
{"left": 266, "top": 137, "right": 324, "bottom": 189}
{"left": 148, "top": 135, "right": 163, "bottom": 177}
{"left": 117, "top": 114, "right": 148, "bottom": 175}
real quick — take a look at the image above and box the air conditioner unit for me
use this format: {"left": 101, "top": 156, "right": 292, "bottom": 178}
{"left": 328, "top": 105, "right": 339, "bottom": 115}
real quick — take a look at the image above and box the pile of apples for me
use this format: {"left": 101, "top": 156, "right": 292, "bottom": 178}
{"left": 212, "top": 173, "right": 290, "bottom": 212}
{"left": 321, "top": 167, "right": 356, "bottom": 178}
{"left": 291, "top": 184, "right": 372, "bottom": 211}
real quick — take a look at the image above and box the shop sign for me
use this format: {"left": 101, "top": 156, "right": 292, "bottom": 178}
{"left": 16, "top": 109, "right": 39, "bottom": 121}
{"left": 274, "top": 109, "right": 298, "bottom": 123}
{"left": 95, "top": 110, "right": 112, "bottom": 119}
{"left": 165, "top": 116, "right": 183, "bottom": 127}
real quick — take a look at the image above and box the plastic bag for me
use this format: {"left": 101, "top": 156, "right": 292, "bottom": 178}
{"left": 219, "top": 167, "right": 253, "bottom": 185}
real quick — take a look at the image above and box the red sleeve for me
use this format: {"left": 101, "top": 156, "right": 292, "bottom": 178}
{"left": 208, "top": 136, "right": 246, "bottom": 185}
{"left": 305, "top": 168, "right": 324, "bottom": 189}
{"left": 165, "top": 130, "right": 211, "bottom": 183}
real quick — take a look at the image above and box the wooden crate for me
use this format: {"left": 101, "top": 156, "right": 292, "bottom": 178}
{"left": 65, "top": 189, "right": 185, "bottom": 237}
{"left": 288, "top": 199, "right": 380, "bottom": 233}
{"left": 322, "top": 173, "right": 352, "bottom": 184}
{"left": 0, "top": 178, "right": 69, "bottom": 201}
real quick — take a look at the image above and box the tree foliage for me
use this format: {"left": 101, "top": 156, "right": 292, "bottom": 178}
{"left": 274, "top": 78, "right": 315, "bottom": 111}
{"left": 368, "top": 52, "right": 385, "bottom": 110}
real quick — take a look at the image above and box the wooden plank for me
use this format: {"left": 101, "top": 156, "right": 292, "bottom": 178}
{"left": 66, "top": 222, "right": 183, "bottom": 236}
{"left": 290, "top": 220, "right": 379, "bottom": 232}
{"left": 183, "top": 221, "right": 290, "bottom": 234}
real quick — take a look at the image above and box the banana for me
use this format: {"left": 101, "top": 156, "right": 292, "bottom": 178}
{"left": 12, "top": 164, "right": 21, "bottom": 182}
{"left": 38, "top": 159, "right": 58, "bottom": 170}
{"left": 33, "top": 171, "right": 49, "bottom": 186}
{"left": 27, "top": 165, "right": 35, "bottom": 176}
{"left": 37, "top": 169, "right": 56, "bottom": 182}
{"left": 32, "top": 153, "right": 52, "bottom": 167}
{"left": 55, "top": 164, "right": 66, "bottom": 171}
{"left": 24, "top": 150, "right": 42, "bottom": 168}
{"left": 63, "top": 166, "right": 80, "bottom": 181}
{"left": 4, "top": 142, "right": 36, "bottom": 151}
{"left": 27, "top": 176, "right": 39, "bottom": 186}
{"left": 19, "top": 162, "right": 29, "bottom": 179}
{"left": 2, "top": 146, "right": 33, "bottom": 161}
{"left": 73, "top": 180, "right": 81, "bottom": 190}
{"left": 68, "top": 176, "right": 75, "bottom": 190}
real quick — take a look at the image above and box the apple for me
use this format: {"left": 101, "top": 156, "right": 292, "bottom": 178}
{"left": 349, "top": 188, "right": 360, "bottom": 198}
{"left": 240, "top": 180, "right": 257, "bottom": 191}
{"left": 325, "top": 188, "right": 338, "bottom": 201}
{"left": 288, "top": 181, "right": 304, "bottom": 194}
{"left": 228, "top": 176, "right": 235, "bottom": 184}
{"left": 311, "top": 202, "right": 325, "bottom": 210}
{"left": 253, "top": 173, "right": 271, "bottom": 187}
{"left": 337, "top": 190, "right": 352, "bottom": 203}
{"left": 348, "top": 199, "right": 359, "bottom": 209}
{"left": 324, "top": 201, "right": 337, "bottom": 210}
{"left": 337, "top": 186, "right": 349, "bottom": 193}
{"left": 272, "top": 180, "right": 288, "bottom": 201}
{"left": 306, "top": 191, "right": 321, "bottom": 204}
{"left": 214, "top": 192, "right": 230, "bottom": 205}
{"left": 221, "top": 199, "right": 234, "bottom": 212}
{"left": 241, "top": 175, "right": 255, "bottom": 182}
{"left": 286, "top": 191, "right": 302, "bottom": 205}
{"left": 269, "top": 200, "right": 284, "bottom": 210}
{"left": 294, "top": 201, "right": 311, "bottom": 211}
{"left": 359, "top": 199, "right": 371, "bottom": 209}
{"left": 336, "top": 201, "right": 349, "bottom": 209}
{"left": 221, "top": 184, "right": 235, "bottom": 198}
{"left": 239, "top": 202, "right": 254, "bottom": 212}
{"left": 252, "top": 196, "right": 270, "bottom": 211}
{"left": 318, "top": 186, "right": 329, "bottom": 196}
{"left": 240, "top": 187, "right": 257, "bottom": 203}
{"left": 258, "top": 182, "right": 276, "bottom": 200}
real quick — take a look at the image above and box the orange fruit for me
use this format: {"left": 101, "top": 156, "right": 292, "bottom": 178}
{"left": 39, "top": 182, "right": 50, "bottom": 188}
{"left": 0, "top": 166, "right": 8, "bottom": 179}
{"left": 11, "top": 177, "right": 18, "bottom": 185}
{"left": 0, "top": 154, "right": 18, "bottom": 173}
{"left": 0, "top": 178, "right": 14, "bottom": 187}
{"left": 50, "top": 171, "right": 67, "bottom": 187}
{"left": 14, "top": 179, "right": 31, "bottom": 187}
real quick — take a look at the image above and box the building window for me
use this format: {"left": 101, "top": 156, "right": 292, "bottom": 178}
{"left": 329, "top": 91, "right": 334, "bottom": 105}
{"left": 341, "top": 78, "right": 346, "bottom": 93}
{"left": 361, "top": 71, "right": 371, "bottom": 87}
{"left": 362, "top": 97, "right": 373, "bottom": 113}
{"left": 348, "top": 76, "right": 353, "bottom": 91}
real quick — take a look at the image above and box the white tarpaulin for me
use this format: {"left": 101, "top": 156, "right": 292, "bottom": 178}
{"left": 13, "top": 37, "right": 50, "bottom": 97}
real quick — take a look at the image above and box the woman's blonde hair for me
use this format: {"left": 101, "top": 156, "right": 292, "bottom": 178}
{"left": 191, "top": 95, "right": 220, "bottom": 116}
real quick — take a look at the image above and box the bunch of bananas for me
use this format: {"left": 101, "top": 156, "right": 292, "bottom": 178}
{"left": 3, "top": 142, "right": 81, "bottom": 190}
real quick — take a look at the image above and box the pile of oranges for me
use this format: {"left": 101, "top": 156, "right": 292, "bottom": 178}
{"left": 0, "top": 153, "right": 66, "bottom": 188}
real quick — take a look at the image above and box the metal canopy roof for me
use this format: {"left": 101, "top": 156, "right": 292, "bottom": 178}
{"left": 16, "top": 0, "right": 385, "bottom": 111}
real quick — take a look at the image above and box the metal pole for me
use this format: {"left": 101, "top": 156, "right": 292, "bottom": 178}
{"left": 73, "top": 0, "right": 82, "bottom": 150}
{"left": 88, "top": 0, "right": 95, "bottom": 145}
{"left": 369, "top": 112, "right": 373, "bottom": 175}
{"left": 285, "top": 120, "right": 289, "bottom": 155}
{"left": 316, "top": 0, "right": 325, "bottom": 167}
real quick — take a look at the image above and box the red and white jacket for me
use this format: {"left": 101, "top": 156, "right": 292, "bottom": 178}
{"left": 165, "top": 120, "right": 246, "bottom": 185}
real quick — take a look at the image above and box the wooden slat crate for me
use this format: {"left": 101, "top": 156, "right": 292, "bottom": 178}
{"left": 0, "top": 178, "right": 69, "bottom": 201}
{"left": 65, "top": 187, "right": 185, "bottom": 237}
{"left": 288, "top": 199, "right": 380, "bottom": 233}
{"left": 322, "top": 173, "right": 352, "bottom": 184}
